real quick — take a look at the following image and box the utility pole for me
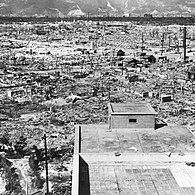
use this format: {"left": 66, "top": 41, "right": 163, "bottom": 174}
{"left": 44, "top": 134, "right": 49, "bottom": 195}
{"left": 108, "top": 79, "right": 111, "bottom": 101}
{"left": 176, "top": 39, "right": 180, "bottom": 53}
{"left": 141, "top": 32, "right": 144, "bottom": 52}
{"left": 183, "top": 27, "right": 187, "bottom": 63}
{"left": 161, "top": 33, "right": 165, "bottom": 56}
{"left": 168, "top": 35, "right": 171, "bottom": 50}
{"left": 112, "top": 48, "right": 115, "bottom": 67}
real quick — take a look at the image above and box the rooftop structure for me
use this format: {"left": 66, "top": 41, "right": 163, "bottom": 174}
{"left": 108, "top": 103, "right": 157, "bottom": 130}
{"left": 72, "top": 103, "right": 195, "bottom": 195}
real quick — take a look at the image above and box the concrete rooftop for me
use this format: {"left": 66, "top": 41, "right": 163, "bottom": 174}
{"left": 73, "top": 124, "right": 195, "bottom": 195}
{"left": 80, "top": 158, "right": 195, "bottom": 195}
{"left": 80, "top": 124, "right": 195, "bottom": 154}
{"left": 109, "top": 103, "right": 157, "bottom": 115}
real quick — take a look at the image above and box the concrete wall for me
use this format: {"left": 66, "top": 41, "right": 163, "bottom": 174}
{"left": 79, "top": 156, "right": 90, "bottom": 195}
{"left": 110, "top": 114, "right": 155, "bottom": 129}
{"left": 71, "top": 126, "right": 81, "bottom": 195}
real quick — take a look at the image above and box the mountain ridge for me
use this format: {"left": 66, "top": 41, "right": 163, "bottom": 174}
{"left": 0, "top": 0, "right": 194, "bottom": 17}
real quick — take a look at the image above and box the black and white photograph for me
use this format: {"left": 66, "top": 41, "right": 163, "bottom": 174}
{"left": 0, "top": 0, "right": 195, "bottom": 194}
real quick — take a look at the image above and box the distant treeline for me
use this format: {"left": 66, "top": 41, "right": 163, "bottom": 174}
{"left": 0, "top": 16, "right": 195, "bottom": 25}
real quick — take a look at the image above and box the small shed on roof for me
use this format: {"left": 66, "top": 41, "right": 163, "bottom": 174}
{"left": 108, "top": 103, "right": 157, "bottom": 130}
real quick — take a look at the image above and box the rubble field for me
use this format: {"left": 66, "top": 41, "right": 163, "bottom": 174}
{"left": 0, "top": 20, "right": 195, "bottom": 194}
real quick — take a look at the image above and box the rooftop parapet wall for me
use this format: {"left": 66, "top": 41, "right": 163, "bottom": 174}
{"left": 109, "top": 103, "right": 157, "bottom": 115}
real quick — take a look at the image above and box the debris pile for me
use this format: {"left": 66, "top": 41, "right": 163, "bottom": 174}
{"left": 0, "top": 20, "right": 195, "bottom": 194}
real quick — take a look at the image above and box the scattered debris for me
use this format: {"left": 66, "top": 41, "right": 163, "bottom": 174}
{"left": 186, "top": 162, "right": 195, "bottom": 167}
{"left": 115, "top": 152, "right": 121, "bottom": 157}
